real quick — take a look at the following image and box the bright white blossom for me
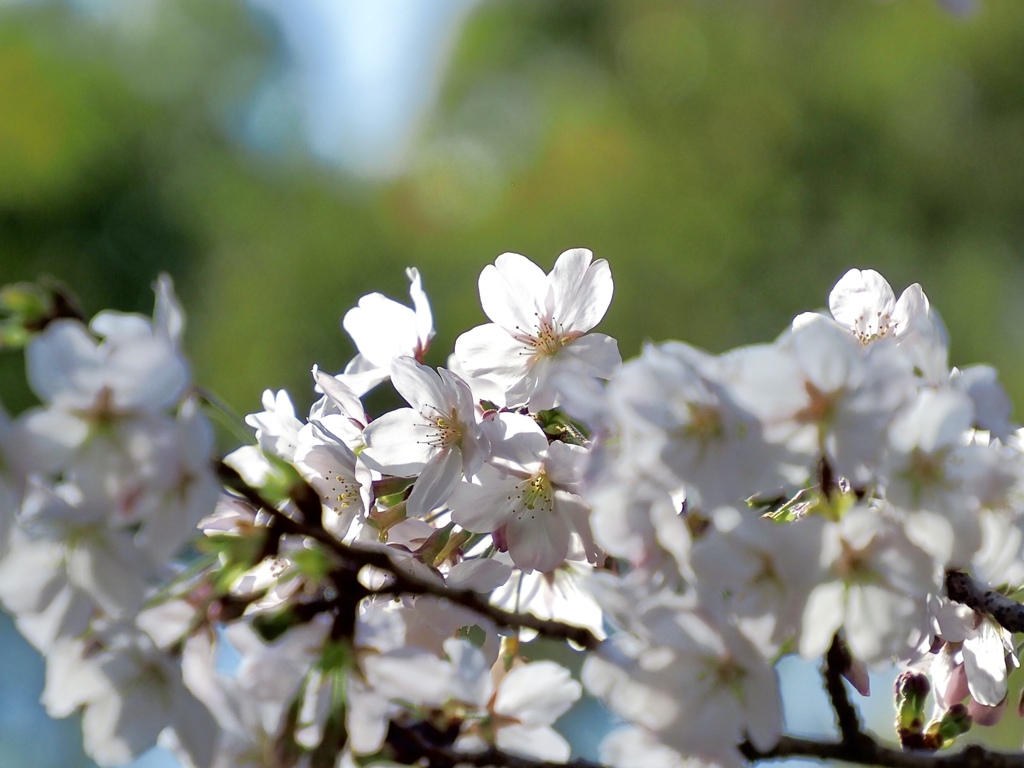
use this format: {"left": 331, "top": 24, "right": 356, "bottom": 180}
{"left": 361, "top": 357, "right": 487, "bottom": 518}
{"left": 449, "top": 412, "right": 593, "bottom": 573}
{"left": 6, "top": 257, "right": 1024, "bottom": 768}
{"left": 338, "top": 267, "right": 434, "bottom": 396}
{"left": 455, "top": 248, "right": 620, "bottom": 410}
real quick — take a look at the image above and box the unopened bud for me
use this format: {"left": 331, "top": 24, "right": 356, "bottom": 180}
{"left": 926, "top": 703, "right": 972, "bottom": 748}
{"left": 894, "top": 672, "right": 930, "bottom": 747}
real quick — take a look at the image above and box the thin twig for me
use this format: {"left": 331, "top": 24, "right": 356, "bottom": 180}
{"left": 743, "top": 735, "right": 1024, "bottom": 767}
{"left": 387, "top": 720, "right": 606, "bottom": 768}
{"left": 824, "top": 633, "right": 867, "bottom": 749}
{"left": 217, "top": 463, "right": 1024, "bottom": 768}
{"left": 945, "top": 570, "right": 1024, "bottom": 633}
{"left": 215, "top": 461, "right": 603, "bottom": 651}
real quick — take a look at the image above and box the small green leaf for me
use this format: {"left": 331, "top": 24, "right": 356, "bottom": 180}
{"left": 291, "top": 547, "right": 332, "bottom": 582}
{"left": 252, "top": 608, "right": 299, "bottom": 642}
{"left": 318, "top": 639, "right": 354, "bottom": 673}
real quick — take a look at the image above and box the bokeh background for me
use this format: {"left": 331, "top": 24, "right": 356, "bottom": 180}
{"left": 3, "top": 0, "right": 1024, "bottom": 765}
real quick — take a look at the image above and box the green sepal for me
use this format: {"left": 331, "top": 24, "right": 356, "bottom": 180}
{"left": 534, "top": 408, "right": 590, "bottom": 445}
{"left": 925, "top": 703, "right": 972, "bottom": 749}
{"left": 0, "top": 282, "right": 49, "bottom": 321}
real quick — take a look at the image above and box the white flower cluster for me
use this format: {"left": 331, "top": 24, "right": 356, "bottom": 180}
{"left": 0, "top": 252, "right": 1022, "bottom": 768}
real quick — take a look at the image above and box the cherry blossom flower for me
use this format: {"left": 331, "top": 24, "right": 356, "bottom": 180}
{"left": 16, "top": 308, "right": 190, "bottom": 476}
{"left": 454, "top": 248, "right": 620, "bottom": 410}
{"left": 294, "top": 419, "right": 373, "bottom": 540}
{"left": 245, "top": 388, "right": 304, "bottom": 461}
{"left": 930, "top": 597, "right": 1018, "bottom": 710}
{"left": 361, "top": 357, "right": 488, "bottom": 518}
{"left": 584, "top": 586, "right": 781, "bottom": 768}
{"left": 689, "top": 506, "right": 826, "bottom": 653}
{"left": 455, "top": 642, "right": 581, "bottom": 761}
{"left": 828, "top": 268, "right": 949, "bottom": 384}
{"left": 605, "top": 341, "right": 792, "bottom": 510}
{"left": 780, "top": 313, "right": 917, "bottom": 486}
{"left": 489, "top": 560, "right": 606, "bottom": 642}
{"left": 799, "top": 505, "right": 939, "bottom": 666}
{"left": 43, "top": 627, "right": 216, "bottom": 768}
{"left": 338, "top": 267, "right": 434, "bottom": 396}
{"left": 448, "top": 412, "right": 593, "bottom": 573}
{"left": 365, "top": 637, "right": 582, "bottom": 761}
{"left": 19, "top": 480, "right": 155, "bottom": 619}
{"left": 882, "top": 387, "right": 992, "bottom": 567}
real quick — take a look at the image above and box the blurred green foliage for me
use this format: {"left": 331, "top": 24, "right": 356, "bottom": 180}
{"left": 5, "top": 0, "right": 1024, "bottom": 424}
{"left": 5, "top": 1, "right": 1024, "bottom": 764}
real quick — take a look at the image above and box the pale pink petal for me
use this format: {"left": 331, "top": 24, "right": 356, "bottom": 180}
{"left": 544, "top": 441, "right": 588, "bottom": 488}
{"left": 66, "top": 532, "right": 150, "bottom": 618}
{"left": 361, "top": 409, "right": 435, "bottom": 475}
{"left": 799, "top": 581, "right": 846, "bottom": 658}
{"left": 789, "top": 315, "right": 859, "bottom": 394}
{"left": 312, "top": 366, "right": 366, "bottom": 424}
{"left": 549, "top": 248, "right": 613, "bottom": 332}
{"left": 83, "top": 686, "right": 165, "bottom": 766}
{"left": 14, "top": 408, "right": 90, "bottom": 474}
{"left": 407, "top": 448, "right": 464, "bottom": 518}
{"left": 363, "top": 649, "right": 452, "bottom": 707}
{"left": 445, "top": 558, "right": 512, "bottom": 592}
{"left": 391, "top": 357, "right": 447, "bottom": 411}
{"left": 338, "top": 353, "right": 390, "bottom": 397}
{"left": 449, "top": 466, "right": 519, "bottom": 532}
{"left": 561, "top": 333, "right": 621, "bottom": 377}
{"left": 42, "top": 639, "right": 109, "bottom": 717}
{"left": 443, "top": 637, "right": 491, "bottom": 707}
{"left": 343, "top": 293, "right": 419, "bottom": 369}
{"left": 405, "top": 266, "right": 434, "bottom": 349}
{"left": 479, "top": 253, "right": 548, "bottom": 332}
{"left": 106, "top": 338, "right": 189, "bottom": 411}
{"left": 484, "top": 413, "right": 547, "bottom": 471}
{"left": 454, "top": 323, "right": 531, "bottom": 384}
{"left": 494, "top": 661, "right": 581, "bottom": 725}
{"left": 505, "top": 506, "right": 571, "bottom": 573}
{"left": 26, "top": 320, "right": 101, "bottom": 408}
{"left": 828, "top": 268, "right": 896, "bottom": 337}
{"left": 169, "top": 686, "right": 218, "bottom": 768}
{"left": 742, "top": 662, "right": 782, "bottom": 751}
{"left": 496, "top": 725, "right": 570, "bottom": 761}
{"left": 963, "top": 620, "right": 1009, "bottom": 706}
{"left": 152, "top": 273, "right": 185, "bottom": 347}
{"left": 346, "top": 677, "right": 391, "bottom": 755}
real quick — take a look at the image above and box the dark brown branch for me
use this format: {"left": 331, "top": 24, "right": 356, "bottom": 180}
{"left": 217, "top": 463, "right": 1024, "bottom": 768}
{"left": 945, "top": 570, "right": 1024, "bottom": 633}
{"left": 215, "top": 460, "right": 603, "bottom": 651}
{"left": 824, "top": 633, "right": 868, "bottom": 749}
{"left": 743, "top": 735, "right": 1024, "bottom": 767}
{"left": 387, "top": 720, "right": 606, "bottom": 768}
{"left": 362, "top": 559, "right": 602, "bottom": 650}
